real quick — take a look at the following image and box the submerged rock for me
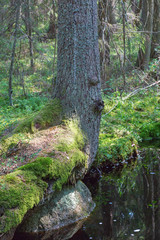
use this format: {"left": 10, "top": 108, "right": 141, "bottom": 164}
{"left": 14, "top": 181, "right": 95, "bottom": 236}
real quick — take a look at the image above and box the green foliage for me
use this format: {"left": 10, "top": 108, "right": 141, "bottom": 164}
{"left": 14, "top": 98, "right": 62, "bottom": 133}
{"left": 0, "top": 95, "right": 48, "bottom": 136}
{"left": 97, "top": 90, "right": 160, "bottom": 164}
{"left": 0, "top": 98, "right": 62, "bottom": 155}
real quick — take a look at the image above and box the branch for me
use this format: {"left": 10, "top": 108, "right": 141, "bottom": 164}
{"left": 103, "top": 80, "right": 160, "bottom": 116}
{"left": 123, "top": 80, "right": 160, "bottom": 100}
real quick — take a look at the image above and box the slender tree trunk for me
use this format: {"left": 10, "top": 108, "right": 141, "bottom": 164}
{"left": 151, "top": 0, "right": 160, "bottom": 58}
{"left": 131, "top": 0, "right": 139, "bottom": 14}
{"left": 9, "top": 0, "right": 21, "bottom": 106}
{"left": 136, "top": 0, "right": 154, "bottom": 69}
{"left": 98, "top": 0, "right": 116, "bottom": 92}
{"left": 54, "top": 0, "right": 103, "bottom": 167}
{"left": 121, "top": 0, "right": 126, "bottom": 94}
{"left": 142, "top": 0, "right": 154, "bottom": 69}
{"left": 52, "top": 37, "right": 57, "bottom": 89}
{"left": 25, "top": 0, "right": 34, "bottom": 69}
{"left": 107, "top": 0, "right": 116, "bottom": 24}
{"left": 47, "top": 0, "right": 57, "bottom": 39}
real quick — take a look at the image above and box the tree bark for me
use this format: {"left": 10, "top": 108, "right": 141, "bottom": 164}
{"left": 54, "top": 0, "right": 103, "bottom": 167}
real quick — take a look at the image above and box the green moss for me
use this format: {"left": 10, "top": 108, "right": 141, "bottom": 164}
{"left": 14, "top": 98, "right": 62, "bottom": 133}
{"left": 0, "top": 98, "right": 62, "bottom": 155}
{"left": 19, "top": 157, "right": 54, "bottom": 178}
{"left": 0, "top": 169, "right": 47, "bottom": 233}
{"left": 0, "top": 119, "right": 87, "bottom": 234}
{"left": 0, "top": 133, "right": 27, "bottom": 155}
{"left": 56, "top": 119, "right": 86, "bottom": 153}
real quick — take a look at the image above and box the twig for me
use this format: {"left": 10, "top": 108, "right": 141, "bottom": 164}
{"left": 103, "top": 101, "right": 119, "bottom": 116}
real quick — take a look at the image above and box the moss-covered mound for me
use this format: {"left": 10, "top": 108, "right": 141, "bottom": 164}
{"left": 0, "top": 98, "right": 62, "bottom": 155}
{"left": 14, "top": 98, "right": 62, "bottom": 134}
{"left": 0, "top": 120, "right": 87, "bottom": 234}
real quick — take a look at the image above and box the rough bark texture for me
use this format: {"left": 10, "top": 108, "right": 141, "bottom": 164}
{"left": 54, "top": 0, "right": 103, "bottom": 167}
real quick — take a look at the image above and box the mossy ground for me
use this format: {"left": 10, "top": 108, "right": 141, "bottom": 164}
{"left": 0, "top": 89, "right": 159, "bottom": 234}
{"left": 0, "top": 98, "right": 62, "bottom": 156}
{"left": 0, "top": 117, "right": 87, "bottom": 233}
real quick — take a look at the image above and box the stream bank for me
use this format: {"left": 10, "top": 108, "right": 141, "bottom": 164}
{"left": 0, "top": 90, "right": 159, "bottom": 239}
{"left": 69, "top": 144, "right": 160, "bottom": 240}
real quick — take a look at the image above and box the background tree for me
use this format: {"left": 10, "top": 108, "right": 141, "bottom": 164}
{"left": 9, "top": 0, "right": 21, "bottom": 106}
{"left": 151, "top": 0, "right": 160, "bottom": 58}
{"left": 0, "top": 0, "right": 159, "bottom": 110}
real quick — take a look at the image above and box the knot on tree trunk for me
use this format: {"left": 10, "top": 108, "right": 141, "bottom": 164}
{"left": 94, "top": 100, "right": 104, "bottom": 113}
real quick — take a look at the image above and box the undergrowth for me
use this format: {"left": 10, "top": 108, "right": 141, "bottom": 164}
{"left": 97, "top": 89, "right": 160, "bottom": 163}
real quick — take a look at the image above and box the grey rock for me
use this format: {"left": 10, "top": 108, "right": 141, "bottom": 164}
{"left": 16, "top": 181, "right": 95, "bottom": 233}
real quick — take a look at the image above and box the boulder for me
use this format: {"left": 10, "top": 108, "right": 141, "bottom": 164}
{"left": 13, "top": 181, "right": 95, "bottom": 239}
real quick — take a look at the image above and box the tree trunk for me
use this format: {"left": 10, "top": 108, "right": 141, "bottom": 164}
{"left": 54, "top": 0, "right": 103, "bottom": 167}
{"left": 142, "top": 0, "right": 154, "bottom": 69}
{"left": 136, "top": 0, "right": 154, "bottom": 69}
{"left": 107, "top": 0, "right": 116, "bottom": 24}
{"left": 9, "top": 0, "right": 21, "bottom": 106}
{"left": 131, "top": 0, "right": 139, "bottom": 14}
{"left": 47, "top": 0, "right": 57, "bottom": 39}
{"left": 151, "top": 0, "right": 160, "bottom": 58}
{"left": 24, "top": 0, "right": 34, "bottom": 69}
{"left": 98, "top": 0, "right": 116, "bottom": 92}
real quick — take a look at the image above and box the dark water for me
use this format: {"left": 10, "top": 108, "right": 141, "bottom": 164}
{"left": 69, "top": 147, "right": 160, "bottom": 240}
{"left": 13, "top": 145, "right": 160, "bottom": 240}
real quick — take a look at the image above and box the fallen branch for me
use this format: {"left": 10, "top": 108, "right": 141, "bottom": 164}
{"left": 104, "top": 80, "right": 160, "bottom": 116}
{"left": 122, "top": 80, "right": 160, "bottom": 100}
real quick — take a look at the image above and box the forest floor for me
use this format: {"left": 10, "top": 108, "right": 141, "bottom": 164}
{"left": 0, "top": 126, "right": 62, "bottom": 175}
{"left": 0, "top": 86, "right": 160, "bottom": 176}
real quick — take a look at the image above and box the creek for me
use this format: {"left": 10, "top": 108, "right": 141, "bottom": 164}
{"left": 69, "top": 142, "right": 160, "bottom": 240}
{"left": 13, "top": 142, "right": 160, "bottom": 240}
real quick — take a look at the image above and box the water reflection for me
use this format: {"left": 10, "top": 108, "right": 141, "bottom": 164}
{"left": 70, "top": 147, "right": 160, "bottom": 240}
{"left": 12, "top": 147, "right": 160, "bottom": 240}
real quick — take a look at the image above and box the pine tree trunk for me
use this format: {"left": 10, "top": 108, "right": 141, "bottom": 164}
{"left": 54, "top": 0, "right": 103, "bottom": 167}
